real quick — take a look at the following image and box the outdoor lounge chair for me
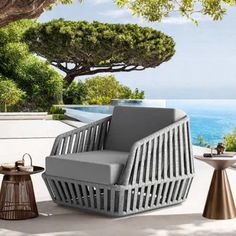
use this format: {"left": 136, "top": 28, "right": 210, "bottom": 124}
{"left": 42, "top": 106, "right": 194, "bottom": 216}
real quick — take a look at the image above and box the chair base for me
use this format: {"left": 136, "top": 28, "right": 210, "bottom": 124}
{"left": 42, "top": 173, "right": 194, "bottom": 217}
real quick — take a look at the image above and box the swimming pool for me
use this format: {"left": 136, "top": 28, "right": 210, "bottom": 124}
{"left": 62, "top": 100, "right": 236, "bottom": 146}
{"left": 63, "top": 105, "right": 113, "bottom": 124}
{"left": 62, "top": 99, "right": 166, "bottom": 123}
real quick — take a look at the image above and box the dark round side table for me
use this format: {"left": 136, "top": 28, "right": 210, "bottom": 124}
{"left": 195, "top": 156, "right": 236, "bottom": 220}
{"left": 0, "top": 166, "right": 44, "bottom": 220}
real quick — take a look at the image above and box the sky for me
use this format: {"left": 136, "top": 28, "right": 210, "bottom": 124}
{"left": 38, "top": 1, "right": 236, "bottom": 99}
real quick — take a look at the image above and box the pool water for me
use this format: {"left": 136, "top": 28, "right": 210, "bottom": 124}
{"left": 74, "top": 106, "right": 113, "bottom": 114}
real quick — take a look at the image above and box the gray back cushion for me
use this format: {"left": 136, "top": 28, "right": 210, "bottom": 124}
{"left": 105, "top": 106, "right": 186, "bottom": 152}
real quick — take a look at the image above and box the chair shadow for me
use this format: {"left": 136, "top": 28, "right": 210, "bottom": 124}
{"left": 1, "top": 201, "right": 236, "bottom": 236}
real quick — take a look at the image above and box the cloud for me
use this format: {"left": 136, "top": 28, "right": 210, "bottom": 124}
{"left": 91, "top": 0, "right": 111, "bottom": 5}
{"left": 99, "top": 8, "right": 210, "bottom": 25}
{"left": 99, "top": 9, "right": 131, "bottom": 18}
{"left": 161, "top": 15, "right": 210, "bottom": 25}
{"left": 162, "top": 16, "right": 192, "bottom": 24}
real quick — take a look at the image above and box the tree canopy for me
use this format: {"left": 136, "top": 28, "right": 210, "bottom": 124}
{"left": 84, "top": 75, "right": 144, "bottom": 104}
{"left": 1, "top": 0, "right": 235, "bottom": 28}
{"left": 63, "top": 75, "right": 144, "bottom": 105}
{"left": 116, "top": 0, "right": 235, "bottom": 23}
{"left": 0, "top": 20, "right": 63, "bottom": 111}
{"left": 24, "top": 19, "right": 175, "bottom": 86}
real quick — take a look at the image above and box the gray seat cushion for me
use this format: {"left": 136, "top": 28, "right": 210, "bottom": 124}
{"left": 105, "top": 106, "right": 186, "bottom": 152}
{"left": 46, "top": 150, "right": 129, "bottom": 185}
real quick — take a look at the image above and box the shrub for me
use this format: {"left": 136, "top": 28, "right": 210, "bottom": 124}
{"left": 49, "top": 105, "right": 66, "bottom": 115}
{"left": 63, "top": 75, "right": 144, "bottom": 105}
{"left": 52, "top": 114, "right": 65, "bottom": 120}
{"left": 84, "top": 75, "right": 144, "bottom": 105}
{"left": 63, "top": 80, "right": 87, "bottom": 104}
{"left": 224, "top": 128, "right": 236, "bottom": 151}
{"left": 0, "top": 20, "right": 63, "bottom": 111}
{"left": 0, "top": 76, "right": 25, "bottom": 112}
{"left": 195, "top": 135, "right": 211, "bottom": 148}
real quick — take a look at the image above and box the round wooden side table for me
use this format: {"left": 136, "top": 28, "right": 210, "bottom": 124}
{"left": 0, "top": 166, "right": 44, "bottom": 220}
{"left": 195, "top": 156, "right": 236, "bottom": 220}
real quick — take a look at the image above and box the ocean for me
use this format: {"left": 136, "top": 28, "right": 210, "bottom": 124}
{"left": 166, "top": 100, "right": 236, "bottom": 146}
{"left": 67, "top": 99, "right": 236, "bottom": 147}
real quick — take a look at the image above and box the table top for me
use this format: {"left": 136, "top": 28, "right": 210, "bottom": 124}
{"left": 194, "top": 155, "right": 236, "bottom": 170}
{"left": 0, "top": 166, "right": 44, "bottom": 176}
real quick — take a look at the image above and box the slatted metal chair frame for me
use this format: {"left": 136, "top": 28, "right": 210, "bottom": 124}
{"left": 42, "top": 114, "right": 194, "bottom": 216}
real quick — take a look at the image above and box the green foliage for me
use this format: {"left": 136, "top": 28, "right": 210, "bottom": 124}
{"left": 55, "top": 0, "right": 74, "bottom": 4}
{"left": 50, "top": 105, "right": 66, "bottom": 120}
{"left": 52, "top": 114, "right": 65, "bottom": 120}
{"left": 63, "top": 81, "right": 87, "bottom": 104}
{"left": 130, "top": 88, "right": 145, "bottom": 99}
{"left": 49, "top": 0, "right": 234, "bottom": 24}
{"left": 116, "top": 0, "right": 235, "bottom": 23}
{"left": 49, "top": 105, "right": 66, "bottom": 115}
{"left": 84, "top": 75, "right": 144, "bottom": 105}
{"left": 85, "top": 75, "right": 121, "bottom": 105}
{"left": 0, "top": 76, "right": 25, "bottom": 112}
{"left": 18, "top": 57, "right": 63, "bottom": 109}
{"left": 23, "top": 19, "right": 175, "bottom": 86}
{"left": 117, "top": 86, "right": 144, "bottom": 99}
{"left": 0, "top": 20, "right": 36, "bottom": 45}
{"left": 195, "top": 135, "right": 211, "bottom": 148}
{"left": 0, "top": 20, "right": 63, "bottom": 111}
{"left": 2, "top": 0, "right": 233, "bottom": 29}
{"left": 224, "top": 128, "right": 236, "bottom": 151}
{"left": 63, "top": 75, "right": 144, "bottom": 105}
{"left": 50, "top": 0, "right": 78, "bottom": 8}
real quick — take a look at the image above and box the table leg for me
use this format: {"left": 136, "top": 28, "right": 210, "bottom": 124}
{"left": 203, "top": 169, "right": 236, "bottom": 219}
{"left": 25, "top": 175, "right": 38, "bottom": 216}
{"left": 0, "top": 175, "right": 38, "bottom": 220}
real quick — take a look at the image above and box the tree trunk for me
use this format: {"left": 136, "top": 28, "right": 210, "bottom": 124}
{"left": 62, "top": 74, "right": 76, "bottom": 104}
{"left": 4, "top": 103, "right": 7, "bottom": 112}
{"left": 64, "top": 74, "right": 76, "bottom": 89}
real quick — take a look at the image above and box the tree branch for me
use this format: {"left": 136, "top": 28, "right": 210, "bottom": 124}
{"left": 51, "top": 62, "right": 70, "bottom": 73}
{"left": 68, "top": 64, "right": 146, "bottom": 77}
{"left": 0, "top": 0, "right": 56, "bottom": 27}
